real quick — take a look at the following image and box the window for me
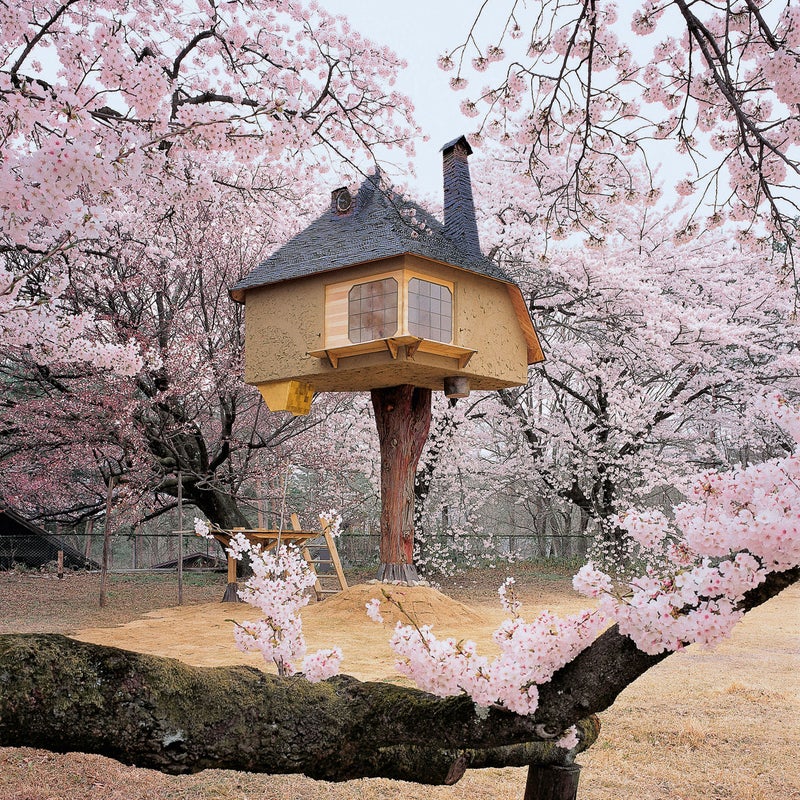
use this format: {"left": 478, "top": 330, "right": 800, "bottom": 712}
{"left": 348, "top": 277, "right": 398, "bottom": 343}
{"left": 408, "top": 278, "right": 452, "bottom": 342}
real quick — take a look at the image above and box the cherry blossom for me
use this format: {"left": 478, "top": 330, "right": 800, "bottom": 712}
{"left": 1, "top": 0, "right": 416, "bottom": 368}
{"left": 1, "top": 2, "right": 416, "bottom": 525}
{"left": 572, "top": 394, "right": 800, "bottom": 655}
{"left": 443, "top": 1, "right": 800, "bottom": 267}
{"left": 223, "top": 531, "right": 340, "bottom": 682}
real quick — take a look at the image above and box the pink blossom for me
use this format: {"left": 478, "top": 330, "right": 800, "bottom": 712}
{"left": 573, "top": 563, "right": 613, "bottom": 597}
{"left": 460, "top": 99, "right": 480, "bottom": 118}
{"left": 301, "top": 648, "right": 343, "bottom": 682}
{"left": 228, "top": 539, "right": 342, "bottom": 680}
{"left": 555, "top": 726, "right": 580, "bottom": 750}
{"left": 617, "top": 510, "right": 670, "bottom": 549}
{"left": 498, "top": 577, "right": 521, "bottom": 616}
{"left": 487, "top": 46, "right": 505, "bottom": 63}
{"left": 320, "top": 509, "right": 343, "bottom": 537}
{"left": 365, "top": 598, "right": 384, "bottom": 623}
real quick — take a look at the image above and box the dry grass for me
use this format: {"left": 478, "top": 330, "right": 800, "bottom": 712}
{"left": 0, "top": 571, "right": 223, "bottom": 634}
{"left": 0, "top": 567, "right": 798, "bottom": 800}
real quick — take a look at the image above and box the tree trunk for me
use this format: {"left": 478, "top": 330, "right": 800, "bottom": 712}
{"left": 99, "top": 477, "right": 114, "bottom": 608}
{"left": 189, "top": 485, "right": 251, "bottom": 530}
{"left": 371, "top": 385, "right": 432, "bottom": 582}
{"left": 0, "top": 566, "right": 794, "bottom": 784}
{"left": 524, "top": 764, "right": 581, "bottom": 800}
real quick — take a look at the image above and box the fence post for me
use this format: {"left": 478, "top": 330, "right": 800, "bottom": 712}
{"left": 132, "top": 521, "right": 140, "bottom": 569}
{"left": 177, "top": 471, "right": 184, "bottom": 605}
{"left": 99, "top": 477, "right": 114, "bottom": 608}
{"left": 55, "top": 521, "right": 63, "bottom": 579}
{"left": 84, "top": 518, "right": 94, "bottom": 562}
{"left": 257, "top": 478, "right": 265, "bottom": 529}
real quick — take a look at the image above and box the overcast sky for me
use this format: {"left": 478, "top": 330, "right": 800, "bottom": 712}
{"left": 316, "top": 2, "right": 691, "bottom": 207}
{"left": 319, "top": 0, "right": 483, "bottom": 202}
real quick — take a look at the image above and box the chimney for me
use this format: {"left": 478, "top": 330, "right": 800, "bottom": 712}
{"left": 441, "top": 135, "right": 482, "bottom": 257}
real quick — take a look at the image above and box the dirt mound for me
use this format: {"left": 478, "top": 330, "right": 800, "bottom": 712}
{"left": 310, "top": 583, "right": 489, "bottom": 628}
{"left": 72, "top": 583, "right": 496, "bottom": 682}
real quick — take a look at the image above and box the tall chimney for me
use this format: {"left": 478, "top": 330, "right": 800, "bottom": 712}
{"left": 441, "top": 135, "right": 482, "bottom": 257}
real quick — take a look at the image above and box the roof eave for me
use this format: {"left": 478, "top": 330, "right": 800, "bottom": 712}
{"left": 505, "top": 283, "right": 545, "bottom": 365}
{"left": 230, "top": 250, "right": 520, "bottom": 301}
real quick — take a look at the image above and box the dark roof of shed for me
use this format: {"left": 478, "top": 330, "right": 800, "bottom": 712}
{"left": 230, "top": 172, "right": 512, "bottom": 301}
{"left": 0, "top": 505, "right": 100, "bottom": 569}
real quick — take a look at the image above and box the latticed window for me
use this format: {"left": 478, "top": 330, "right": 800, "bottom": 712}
{"left": 348, "top": 277, "right": 398, "bottom": 343}
{"left": 408, "top": 278, "right": 452, "bottom": 342}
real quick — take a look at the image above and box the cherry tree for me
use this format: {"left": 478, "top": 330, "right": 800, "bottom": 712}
{"left": 516, "top": 232, "right": 795, "bottom": 522}
{"left": 404, "top": 1, "right": 800, "bottom": 573}
{"left": 1, "top": 0, "right": 415, "bottom": 360}
{"left": 361, "top": 395, "right": 800, "bottom": 719}
{"left": 439, "top": 1, "right": 800, "bottom": 276}
{"left": 0, "top": 0, "right": 417, "bottom": 525}
{"left": 385, "top": 1, "right": 798, "bottom": 571}
{"left": 0, "top": 189, "right": 372, "bottom": 530}
{"left": 405, "top": 173, "right": 800, "bottom": 569}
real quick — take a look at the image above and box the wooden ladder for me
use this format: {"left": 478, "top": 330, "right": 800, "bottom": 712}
{"left": 291, "top": 514, "right": 348, "bottom": 601}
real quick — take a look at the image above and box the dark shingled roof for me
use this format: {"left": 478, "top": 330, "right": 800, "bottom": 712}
{"left": 230, "top": 169, "right": 513, "bottom": 301}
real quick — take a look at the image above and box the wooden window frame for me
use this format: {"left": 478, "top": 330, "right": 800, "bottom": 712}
{"left": 312, "top": 270, "right": 474, "bottom": 369}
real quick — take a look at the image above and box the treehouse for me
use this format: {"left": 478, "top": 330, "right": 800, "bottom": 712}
{"left": 230, "top": 136, "right": 543, "bottom": 413}
{"left": 230, "top": 136, "right": 543, "bottom": 581}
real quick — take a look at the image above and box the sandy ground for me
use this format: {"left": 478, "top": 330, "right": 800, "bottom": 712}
{"left": 71, "top": 582, "right": 592, "bottom": 682}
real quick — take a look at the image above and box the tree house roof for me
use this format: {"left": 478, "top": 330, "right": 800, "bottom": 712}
{"left": 230, "top": 137, "right": 515, "bottom": 302}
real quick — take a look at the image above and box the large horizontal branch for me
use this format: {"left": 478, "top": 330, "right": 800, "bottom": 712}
{"left": 0, "top": 634, "right": 598, "bottom": 784}
{"left": 0, "top": 566, "right": 795, "bottom": 784}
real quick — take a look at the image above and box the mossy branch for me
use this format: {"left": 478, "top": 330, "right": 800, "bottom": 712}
{"left": 0, "top": 634, "right": 596, "bottom": 784}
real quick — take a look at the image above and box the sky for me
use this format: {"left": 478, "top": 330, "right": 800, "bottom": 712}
{"left": 318, "top": 0, "right": 484, "bottom": 203}
{"left": 314, "top": 1, "right": 709, "bottom": 210}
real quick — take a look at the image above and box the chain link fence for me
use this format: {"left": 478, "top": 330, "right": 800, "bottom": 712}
{"left": 1, "top": 527, "right": 587, "bottom": 575}
{"left": 0, "top": 529, "right": 226, "bottom": 574}
{"left": 328, "top": 530, "right": 588, "bottom": 569}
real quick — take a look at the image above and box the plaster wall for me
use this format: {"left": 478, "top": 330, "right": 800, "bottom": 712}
{"left": 243, "top": 273, "right": 326, "bottom": 385}
{"left": 243, "top": 255, "right": 530, "bottom": 393}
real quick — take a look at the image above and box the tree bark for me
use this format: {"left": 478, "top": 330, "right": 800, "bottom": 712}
{"left": 186, "top": 482, "right": 251, "bottom": 530}
{"left": 0, "top": 634, "right": 598, "bottom": 783}
{"left": 371, "top": 385, "right": 432, "bottom": 582}
{"left": 530, "top": 564, "right": 799, "bottom": 732}
{"left": 0, "top": 566, "right": 794, "bottom": 784}
{"left": 524, "top": 764, "right": 581, "bottom": 800}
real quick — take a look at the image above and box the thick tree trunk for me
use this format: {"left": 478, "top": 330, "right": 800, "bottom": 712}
{"left": 0, "top": 567, "right": 794, "bottom": 784}
{"left": 188, "top": 484, "right": 251, "bottom": 530}
{"left": 371, "top": 385, "right": 432, "bottom": 582}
